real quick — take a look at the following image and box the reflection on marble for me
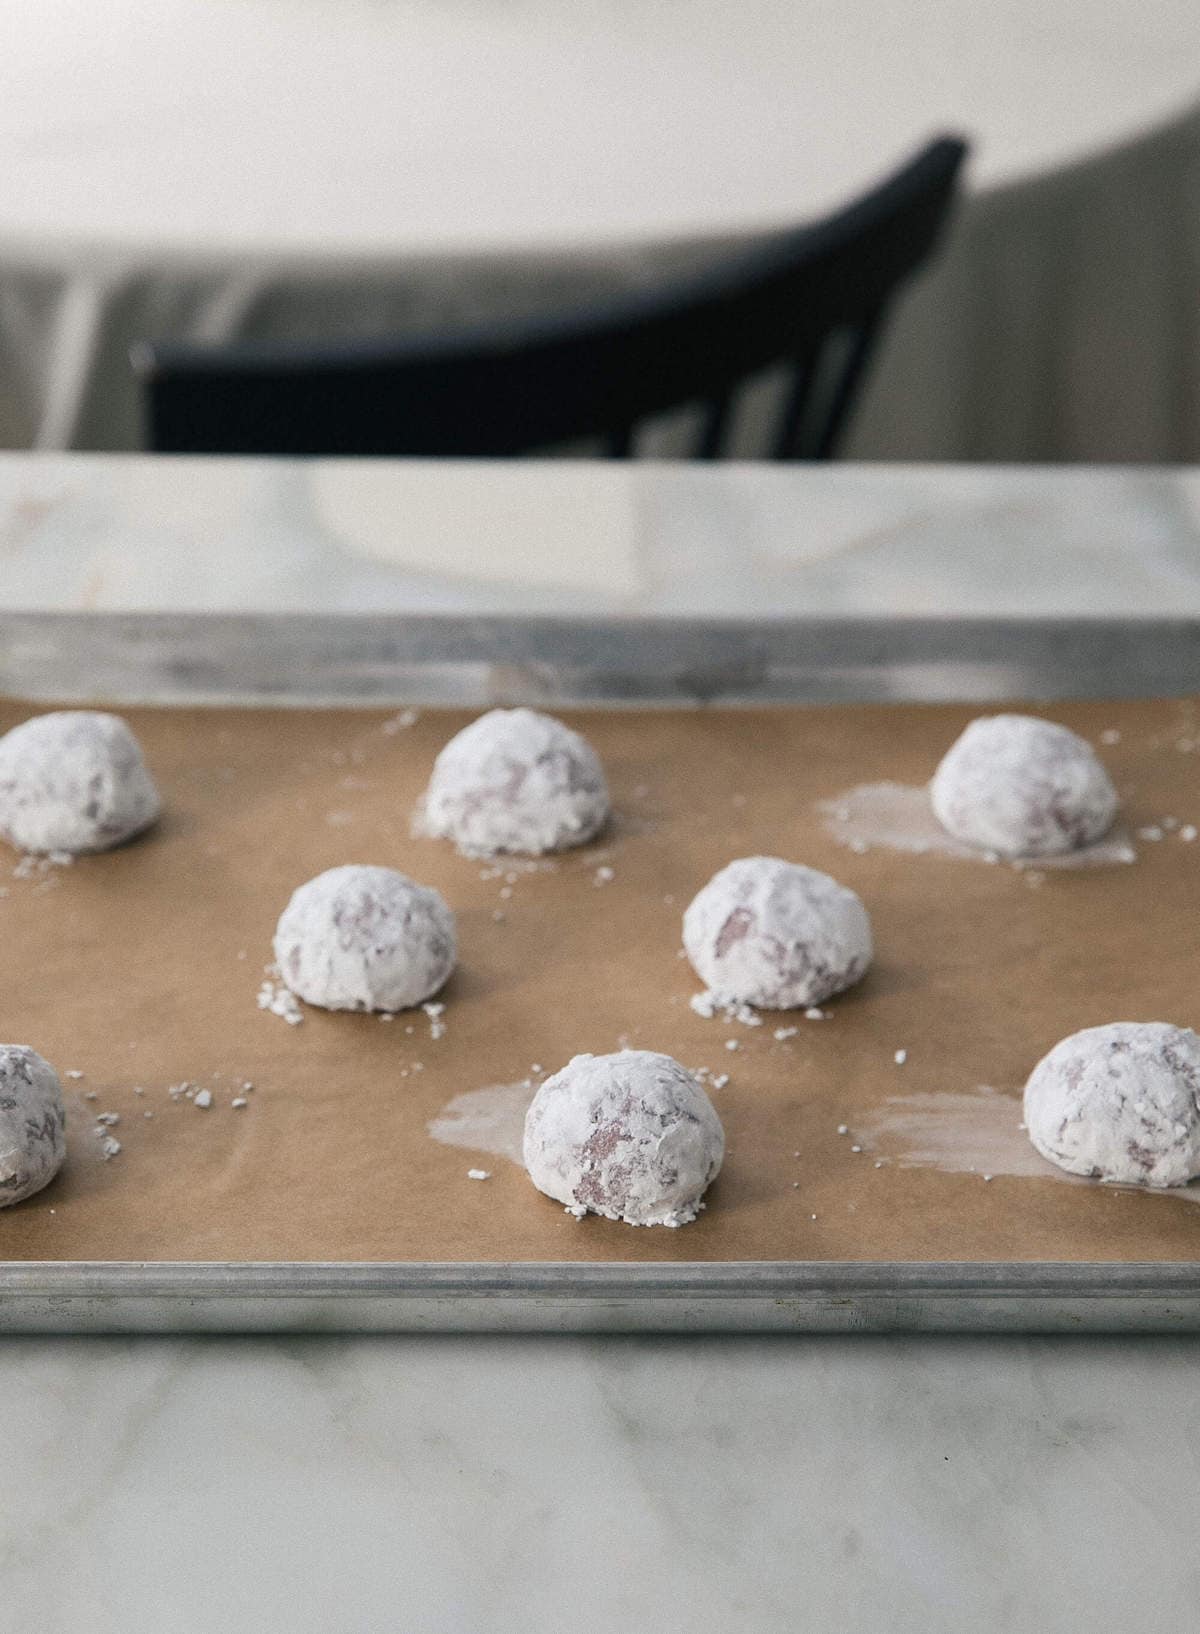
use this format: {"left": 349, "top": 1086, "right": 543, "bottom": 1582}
{"left": 2, "top": 1332, "right": 1200, "bottom": 1632}
{"left": 2, "top": 454, "right": 1200, "bottom": 617}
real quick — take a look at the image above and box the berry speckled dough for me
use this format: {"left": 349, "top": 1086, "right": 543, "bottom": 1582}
{"left": 0, "top": 711, "right": 160, "bottom": 854}
{"left": 683, "top": 856, "right": 872, "bottom": 1010}
{"left": 0, "top": 1045, "right": 66, "bottom": 1207}
{"left": 420, "top": 708, "right": 609, "bottom": 857}
{"left": 930, "top": 714, "right": 1117, "bottom": 858}
{"left": 273, "top": 864, "right": 456, "bottom": 1013}
{"left": 523, "top": 1049, "right": 724, "bottom": 1227}
{"left": 1024, "top": 1022, "right": 1200, "bottom": 1187}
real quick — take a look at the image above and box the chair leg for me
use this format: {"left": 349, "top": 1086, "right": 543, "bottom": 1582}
{"left": 771, "top": 355, "right": 817, "bottom": 461}
{"left": 811, "top": 310, "right": 885, "bottom": 461}
{"left": 694, "top": 394, "right": 732, "bottom": 460}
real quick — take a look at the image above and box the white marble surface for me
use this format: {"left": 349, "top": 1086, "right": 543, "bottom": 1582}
{"left": 4, "top": 454, "right": 1200, "bottom": 1632}
{"left": 4, "top": 1332, "right": 1200, "bottom": 1632}
{"left": 3, "top": 453, "right": 1200, "bottom": 615}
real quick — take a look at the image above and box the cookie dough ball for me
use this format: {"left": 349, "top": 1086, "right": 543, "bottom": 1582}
{"left": 421, "top": 708, "right": 609, "bottom": 857}
{"left": 524, "top": 1050, "right": 724, "bottom": 1227}
{"left": 1024, "top": 1022, "right": 1200, "bottom": 1187}
{"left": 0, "top": 710, "right": 160, "bottom": 854}
{"left": 273, "top": 864, "right": 456, "bottom": 1012}
{"left": 683, "top": 856, "right": 872, "bottom": 1010}
{"left": 931, "top": 714, "right": 1117, "bottom": 858}
{"left": 0, "top": 1045, "right": 66, "bottom": 1207}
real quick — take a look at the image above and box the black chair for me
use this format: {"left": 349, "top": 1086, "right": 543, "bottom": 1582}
{"left": 134, "top": 135, "right": 966, "bottom": 461}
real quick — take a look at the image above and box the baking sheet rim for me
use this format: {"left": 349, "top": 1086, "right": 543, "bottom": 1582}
{"left": 5, "top": 1260, "right": 1200, "bottom": 1334}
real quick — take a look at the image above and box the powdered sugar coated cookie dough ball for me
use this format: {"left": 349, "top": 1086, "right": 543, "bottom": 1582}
{"left": 931, "top": 714, "right": 1117, "bottom": 859}
{"left": 0, "top": 710, "right": 160, "bottom": 854}
{"left": 421, "top": 708, "right": 609, "bottom": 857}
{"left": 0, "top": 1045, "right": 66, "bottom": 1207}
{"left": 523, "top": 1049, "right": 724, "bottom": 1227}
{"left": 1024, "top": 1022, "right": 1200, "bottom": 1187}
{"left": 683, "top": 856, "right": 872, "bottom": 1010}
{"left": 274, "top": 865, "right": 456, "bottom": 1012}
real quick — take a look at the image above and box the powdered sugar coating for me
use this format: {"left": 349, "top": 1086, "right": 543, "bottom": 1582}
{"left": 931, "top": 714, "right": 1117, "bottom": 858}
{"left": 0, "top": 711, "right": 160, "bottom": 854}
{"left": 1024, "top": 1022, "right": 1200, "bottom": 1187}
{"left": 274, "top": 864, "right": 456, "bottom": 1012}
{"left": 421, "top": 708, "right": 609, "bottom": 857}
{"left": 0, "top": 1045, "right": 66, "bottom": 1207}
{"left": 523, "top": 1049, "right": 724, "bottom": 1226}
{"left": 683, "top": 856, "right": 872, "bottom": 1010}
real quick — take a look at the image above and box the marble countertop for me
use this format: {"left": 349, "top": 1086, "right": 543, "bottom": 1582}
{"left": 6, "top": 1331, "right": 1200, "bottom": 1631}
{"left": 2, "top": 453, "right": 1200, "bottom": 617}
{"left": 2, "top": 453, "right": 1199, "bottom": 1633}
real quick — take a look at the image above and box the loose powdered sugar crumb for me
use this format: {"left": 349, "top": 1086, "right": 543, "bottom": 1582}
{"left": 258, "top": 972, "right": 304, "bottom": 1025}
{"left": 381, "top": 709, "right": 419, "bottom": 735}
{"left": 690, "top": 991, "right": 762, "bottom": 1027}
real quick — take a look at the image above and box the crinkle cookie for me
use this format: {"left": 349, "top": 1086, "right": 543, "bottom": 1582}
{"left": 930, "top": 714, "right": 1117, "bottom": 858}
{"left": 523, "top": 1049, "right": 724, "bottom": 1227}
{"left": 274, "top": 864, "right": 456, "bottom": 1012}
{"left": 420, "top": 708, "right": 608, "bottom": 857}
{"left": 0, "top": 711, "right": 160, "bottom": 854}
{"left": 1024, "top": 1022, "right": 1200, "bottom": 1187}
{"left": 683, "top": 856, "right": 872, "bottom": 1010}
{"left": 0, "top": 1045, "right": 66, "bottom": 1207}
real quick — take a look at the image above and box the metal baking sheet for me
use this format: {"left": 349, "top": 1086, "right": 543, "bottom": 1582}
{"left": 2, "top": 610, "right": 1200, "bottom": 1335}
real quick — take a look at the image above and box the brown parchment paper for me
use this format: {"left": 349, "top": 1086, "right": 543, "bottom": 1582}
{"left": 2, "top": 694, "right": 1200, "bottom": 1264}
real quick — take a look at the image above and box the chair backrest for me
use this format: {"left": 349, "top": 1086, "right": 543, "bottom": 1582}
{"left": 135, "top": 135, "right": 967, "bottom": 461}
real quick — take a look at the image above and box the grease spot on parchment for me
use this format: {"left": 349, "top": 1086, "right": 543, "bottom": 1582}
{"left": 427, "top": 1082, "right": 535, "bottom": 1167}
{"left": 857, "top": 1084, "right": 1200, "bottom": 1203}
{"left": 819, "top": 782, "right": 1136, "bottom": 869}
